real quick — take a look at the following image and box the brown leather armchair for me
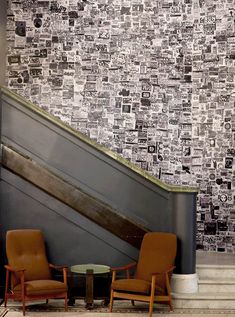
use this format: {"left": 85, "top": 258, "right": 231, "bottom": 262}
{"left": 4, "top": 229, "right": 68, "bottom": 315}
{"left": 109, "top": 232, "right": 177, "bottom": 317}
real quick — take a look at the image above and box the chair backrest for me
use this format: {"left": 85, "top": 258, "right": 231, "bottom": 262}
{"left": 136, "top": 232, "right": 177, "bottom": 289}
{"left": 6, "top": 229, "right": 52, "bottom": 284}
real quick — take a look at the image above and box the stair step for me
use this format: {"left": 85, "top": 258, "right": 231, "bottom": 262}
{"left": 174, "top": 252, "right": 235, "bottom": 309}
{"left": 197, "top": 264, "right": 235, "bottom": 279}
{"left": 198, "top": 278, "right": 235, "bottom": 292}
{"left": 172, "top": 292, "right": 235, "bottom": 309}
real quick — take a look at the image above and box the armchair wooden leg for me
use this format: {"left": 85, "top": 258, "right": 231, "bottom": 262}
{"left": 131, "top": 300, "right": 135, "bottom": 306}
{"left": 22, "top": 298, "right": 26, "bottom": 316}
{"left": 149, "top": 275, "right": 156, "bottom": 317}
{"left": 149, "top": 297, "right": 154, "bottom": 317}
{"left": 20, "top": 270, "right": 26, "bottom": 315}
{"left": 5, "top": 268, "right": 9, "bottom": 308}
{"left": 166, "top": 273, "right": 173, "bottom": 311}
{"left": 169, "top": 297, "right": 173, "bottom": 311}
{"left": 65, "top": 294, "right": 68, "bottom": 311}
{"left": 109, "top": 290, "right": 114, "bottom": 312}
{"left": 4, "top": 294, "right": 8, "bottom": 308}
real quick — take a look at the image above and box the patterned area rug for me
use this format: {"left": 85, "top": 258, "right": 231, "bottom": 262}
{"left": 0, "top": 308, "right": 8, "bottom": 317}
{"left": 3, "top": 300, "right": 235, "bottom": 316}
{"left": 3, "top": 299, "right": 171, "bottom": 313}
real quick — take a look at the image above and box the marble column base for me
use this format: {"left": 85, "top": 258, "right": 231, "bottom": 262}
{"left": 171, "top": 273, "right": 198, "bottom": 293}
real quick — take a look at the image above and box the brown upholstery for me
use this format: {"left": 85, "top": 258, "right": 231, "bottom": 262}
{"left": 112, "top": 279, "right": 151, "bottom": 294}
{"left": 6, "top": 230, "right": 52, "bottom": 286}
{"left": 110, "top": 232, "right": 177, "bottom": 317}
{"left": 4, "top": 229, "right": 68, "bottom": 315}
{"left": 136, "top": 232, "right": 177, "bottom": 290}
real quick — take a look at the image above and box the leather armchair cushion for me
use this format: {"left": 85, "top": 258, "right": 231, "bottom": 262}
{"left": 7, "top": 230, "right": 51, "bottom": 284}
{"left": 13, "top": 280, "right": 67, "bottom": 296}
{"left": 112, "top": 279, "right": 151, "bottom": 294}
{"left": 136, "top": 232, "right": 176, "bottom": 290}
{"left": 112, "top": 278, "right": 165, "bottom": 295}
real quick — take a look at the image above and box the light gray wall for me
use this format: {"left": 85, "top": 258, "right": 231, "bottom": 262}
{"left": 0, "top": 0, "right": 7, "bottom": 85}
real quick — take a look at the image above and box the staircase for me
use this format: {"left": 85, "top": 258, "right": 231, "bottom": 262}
{"left": 173, "top": 251, "right": 235, "bottom": 309}
{"left": 0, "top": 85, "right": 197, "bottom": 276}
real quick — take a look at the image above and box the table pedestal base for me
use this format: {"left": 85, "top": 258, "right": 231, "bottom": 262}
{"left": 69, "top": 264, "right": 110, "bottom": 309}
{"left": 85, "top": 269, "right": 94, "bottom": 308}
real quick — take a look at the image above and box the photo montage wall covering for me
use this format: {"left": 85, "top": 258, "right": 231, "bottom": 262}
{"left": 6, "top": 0, "right": 235, "bottom": 252}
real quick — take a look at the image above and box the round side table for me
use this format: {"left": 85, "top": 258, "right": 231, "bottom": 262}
{"left": 70, "top": 263, "right": 110, "bottom": 308}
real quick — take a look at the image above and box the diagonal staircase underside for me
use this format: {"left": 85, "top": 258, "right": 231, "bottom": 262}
{"left": 1, "top": 144, "right": 147, "bottom": 249}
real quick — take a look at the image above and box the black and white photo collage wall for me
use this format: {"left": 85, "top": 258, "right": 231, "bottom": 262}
{"left": 6, "top": 0, "right": 235, "bottom": 252}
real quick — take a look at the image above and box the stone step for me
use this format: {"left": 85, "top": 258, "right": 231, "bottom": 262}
{"left": 197, "top": 264, "right": 235, "bottom": 279}
{"left": 198, "top": 278, "right": 235, "bottom": 293}
{"left": 172, "top": 292, "right": 235, "bottom": 309}
{"left": 172, "top": 252, "right": 235, "bottom": 309}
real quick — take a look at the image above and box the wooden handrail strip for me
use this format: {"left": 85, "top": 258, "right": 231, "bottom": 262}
{"left": 1, "top": 145, "right": 148, "bottom": 249}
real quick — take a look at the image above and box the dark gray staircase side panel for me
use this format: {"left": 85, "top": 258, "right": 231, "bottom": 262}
{"left": 0, "top": 168, "right": 139, "bottom": 267}
{"left": 172, "top": 192, "right": 197, "bottom": 274}
{"left": 1, "top": 94, "right": 171, "bottom": 231}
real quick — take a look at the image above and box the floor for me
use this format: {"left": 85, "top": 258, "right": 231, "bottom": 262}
{"left": 3, "top": 296, "right": 235, "bottom": 316}
{"left": 4, "top": 313, "right": 235, "bottom": 317}
{"left": 3, "top": 307, "right": 235, "bottom": 317}
{"left": 2, "top": 251, "right": 235, "bottom": 317}
{"left": 3, "top": 303, "right": 235, "bottom": 317}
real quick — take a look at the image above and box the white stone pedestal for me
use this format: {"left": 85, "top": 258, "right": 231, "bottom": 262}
{"left": 171, "top": 273, "right": 198, "bottom": 293}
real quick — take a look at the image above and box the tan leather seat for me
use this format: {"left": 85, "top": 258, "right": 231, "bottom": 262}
{"left": 112, "top": 278, "right": 151, "bottom": 294}
{"left": 4, "top": 229, "right": 68, "bottom": 315}
{"left": 110, "top": 232, "right": 177, "bottom": 317}
{"left": 13, "top": 280, "right": 67, "bottom": 296}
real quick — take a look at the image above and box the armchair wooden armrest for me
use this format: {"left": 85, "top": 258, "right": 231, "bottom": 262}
{"left": 5, "top": 265, "right": 25, "bottom": 274}
{"left": 152, "top": 266, "right": 176, "bottom": 276}
{"left": 4, "top": 264, "right": 26, "bottom": 299}
{"left": 111, "top": 262, "right": 137, "bottom": 272}
{"left": 111, "top": 262, "right": 137, "bottom": 280}
{"left": 49, "top": 263, "right": 68, "bottom": 270}
{"left": 49, "top": 264, "right": 68, "bottom": 285}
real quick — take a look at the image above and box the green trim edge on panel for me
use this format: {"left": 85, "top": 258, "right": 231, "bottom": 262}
{"left": 0, "top": 85, "right": 198, "bottom": 193}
